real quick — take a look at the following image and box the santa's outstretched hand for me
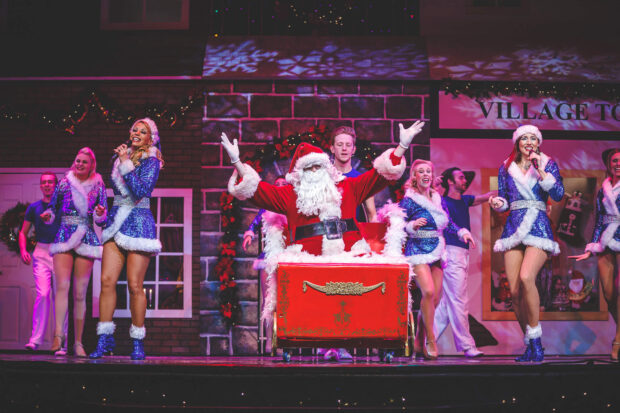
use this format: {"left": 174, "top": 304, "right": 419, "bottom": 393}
{"left": 398, "top": 121, "right": 425, "bottom": 149}
{"left": 221, "top": 132, "right": 246, "bottom": 176}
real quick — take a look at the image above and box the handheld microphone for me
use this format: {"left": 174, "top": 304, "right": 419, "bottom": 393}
{"left": 110, "top": 139, "right": 132, "bottom": 164}
{"left": 529, "top": 149, "right": 539, "bottom": 170}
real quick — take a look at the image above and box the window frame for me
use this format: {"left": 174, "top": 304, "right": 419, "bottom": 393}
{"left": 100, "top": 0, "right": 190, "bottom": 31}
{"left": 92, "top": 188, "right": 193, "bottom": 318}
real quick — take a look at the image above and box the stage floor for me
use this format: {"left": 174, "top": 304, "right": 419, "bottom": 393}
{"left": 2, "top": 352, "right": 620, "bottom": 412}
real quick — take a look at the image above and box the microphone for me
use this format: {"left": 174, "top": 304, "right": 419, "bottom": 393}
{"left": 110, "top": 139, "right": 132, "bottom": 164}
{"left": 529, "top": 149, "right": 539, "bottom": 170}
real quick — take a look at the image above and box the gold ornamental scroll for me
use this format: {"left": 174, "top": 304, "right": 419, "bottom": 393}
{"left": 302, "top": 281, "right": 386, "bottom": 296}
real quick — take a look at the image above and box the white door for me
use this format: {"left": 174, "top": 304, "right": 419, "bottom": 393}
{"left": 0, "top": 169, "right": 64, "bottom": 350}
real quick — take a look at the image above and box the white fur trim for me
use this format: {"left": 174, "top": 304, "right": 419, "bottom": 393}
{"left": 129, "top": 324, "right": 146, "bottom": 340}
{"left": 97, "top": 321, "right": 116, "bottom": 335}
{"left": 493, "top": 204, "right": 560, "bottom": 255}
{"left": 228, "top": 164, "right": 261, "bottom": 201}
{"left": 406, "top": 235, "right": 446, "bottom": 265}
{"left": 74, "top": 242, "right": 102, "bottom": 259}
{"left": 118, "top": 158, "right": 136, "bottom": 176}
{"left": 373, "top": 148, "right": 406, "bottom": 181}
{"left": 49, "top": 225, "right": 87, "bottom": 255}
{"left": 102, "top": 205, "right": 132, "bottom": 243}
{"left": 113, "top": 232, "right": 161, "bottom": 254}
{"left": 292, "top": 152, "right": 331, "bottom": 172}
{"left": 260, "top": 212, "right": 287, "bottom": 323}
{"left": 66, "top": 171, "right": 103, "bottom": 218}
{"left": 404, "top": 189, "right": 449, "bottom": 230}
{"left": 109, "top": 147, "right": 158, "bottom": 198}
{"left": 350, "top": 238, "right": 371, "bottom": 254}
{"left": 539, "top": 173, "right": 556, "bottom": 192}
{"left": 491, "top": 196, "right": 509, "bottom": 212}
{"left": 585, "top": 242, "right": 604, "bottom": 254}
{"left": 601, "top": 178, "right": 620, "bottom": 217}
{"left": 525, "top": 324, "right": 542, "bottom": 339}
{"left": 377, "top": 202, "right": 407, "bottom": 257}
{"left": 243, "top": 230, "right": 255, "bottom": 239}
{"left": 457, "top": 227, "right": 471, "bottom": 242}
{"left": 506, "top": 153, "right": 550, "bottom": 198}
{"left": 512, "top": 125, "right": 542, "bottom": 144}
{"left": 321, "top": 237, "right": 346, "bottom": 256}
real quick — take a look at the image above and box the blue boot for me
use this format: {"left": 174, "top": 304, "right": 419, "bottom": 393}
{"left": 515, "top": 341, "right": 532, "bottom": 362}
{"left": 130, "top": 339, "right": 145, "bottom": 360}
{"left": 89, "top": 322, "right": 116, "bottom": 359}
{"left": 529, "top": 337, "right": 544, "bottom": 362}
{"left": 129, "top": 324, "right": 146, "bottom": 360}
{"left": 89, "top": 334, "right": 115, "bottom": 359}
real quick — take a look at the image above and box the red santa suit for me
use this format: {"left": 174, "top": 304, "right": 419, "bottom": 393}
{"left": 228, "top": 143, "right": 406, "bottom": 256}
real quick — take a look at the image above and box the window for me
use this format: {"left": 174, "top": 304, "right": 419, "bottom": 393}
{"left": 92, "top": 188, "right": 192, "bottom": 318}
{"left": 101, "top": 0, "right": 189, "bottom": 30}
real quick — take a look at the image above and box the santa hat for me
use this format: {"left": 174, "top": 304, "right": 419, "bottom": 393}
{"left": 287, "top": 142, "right": 331, "bottom": 174}
{"left": 131, "top": 117, "right": 160, "bottom": 147}
{"left": 512, "top": 125, "right": 542, "bottom": 144}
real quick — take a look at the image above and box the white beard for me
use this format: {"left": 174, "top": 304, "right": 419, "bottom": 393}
{"left": 294, "top": 167, "right": 342, "bottom": 219}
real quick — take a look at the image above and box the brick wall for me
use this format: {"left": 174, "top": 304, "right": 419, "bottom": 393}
{"left": 200, "top": 80, "right": 430, "bottom": 355}
{"left": 0, "top": 79, "right": 430, "bottom": 356}
{"left": 0, "top": 80, "right": 204, "bottom": 356}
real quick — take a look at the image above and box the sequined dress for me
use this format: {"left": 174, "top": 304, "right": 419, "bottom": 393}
{"left": 45, "top": 171, "right": 107, "bottom": 259}
{"left": 492, "top": 153, "right": 564, "bottom": 255}
{"left": 585, "top": 177, "right": 620, "bottom": 254}
{"left": 102, "top": 146, "right": 162, "bottom": 254}
{"left": 399, "top": 189, "right": 470, "bottom": 265}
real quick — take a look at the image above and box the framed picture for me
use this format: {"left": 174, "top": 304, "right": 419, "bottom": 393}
{"left": 481, "top": 168, "right": 608, "bottom": 321}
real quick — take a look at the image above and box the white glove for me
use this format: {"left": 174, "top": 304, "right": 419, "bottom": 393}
{"left": 221, "top": 132, "right": 240, "bottom": 164}
{"left": 398, "top": 120, "right": 425, "bottom": 149}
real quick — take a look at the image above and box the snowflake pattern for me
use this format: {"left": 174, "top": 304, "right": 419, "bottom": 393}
{"left": 276, "top": 42, "right": 428, "bottom": 79}
{"left": 430, "top": 46, "right": 620, "bottom": 82}
{"left": 203, "top": 40, "right": 279, "bottom": 76}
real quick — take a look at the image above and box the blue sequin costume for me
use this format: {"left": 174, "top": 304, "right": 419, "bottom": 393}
{"left": 46, "top": 171, "right": 107, "bottom": 259}
{"left": 585, "top": 177, "right": 620, "bottom": 254}
{"left": 399, "top": 189, "right": 470, "bottom": 266}
{"left": 102, "top": 146, "right": 162, "bottom": 254}
{"left": 492, "top": 153, "right": 564, "bottom": 255}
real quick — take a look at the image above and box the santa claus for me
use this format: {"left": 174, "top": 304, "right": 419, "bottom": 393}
{"left": 220, "top": 121, "right": 424, "bottom": 257}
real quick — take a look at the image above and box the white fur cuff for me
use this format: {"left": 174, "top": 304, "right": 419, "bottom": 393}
{"left": 129, "top": 324, "right": 146, "bottom": 340}
{"left": 526, "top": 324, "right": 542, "bottom": 339}
{"left": 585, "top": 242, "right": 604, "bottom": 254}
{"left": 373, "top": 148, "right": 406, "bottom": 181}
{"left": 457, "top": 228, "right": 471, "bottom": 241}
{"left": 97, "top": 321, "right": 116, "bottom": 335}
{"left": 118, "top": 159, "right": 136, "bottom": 176}
{"left": 492, "top": 197, "right": 509, "bottom": 212}
{"left": 243, "top": 230, "right": 255, "bottom": 239}
{"left": 539, "top": 173, "right": 556, "bottom": 192}
{"left": 228, "top": 164, "right": 261, "bottom": 201}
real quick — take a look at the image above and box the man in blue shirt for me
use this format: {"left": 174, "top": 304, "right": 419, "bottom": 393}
{"left": 19, "top": 172, "right": 67, "bottom": 351}
{"left": 434, "top": 167, "right": 495, "bottom": 358}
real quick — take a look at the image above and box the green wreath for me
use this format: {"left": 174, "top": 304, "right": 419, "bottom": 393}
{"left": 0, "top": 202, "right": 35, "bottom": 255}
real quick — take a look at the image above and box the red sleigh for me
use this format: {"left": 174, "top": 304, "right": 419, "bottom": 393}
{"left": 270, "top": 222, "right": 415, "bottom": 362}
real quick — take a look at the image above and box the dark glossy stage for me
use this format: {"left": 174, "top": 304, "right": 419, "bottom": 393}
{"left": 1, "top": 352, "right": 619, "bottom": 412}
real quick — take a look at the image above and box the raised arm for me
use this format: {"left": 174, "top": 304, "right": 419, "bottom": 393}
{"left": 221, "top": 133, "right": 245, "bottom": 176}
{"left": 394, "top": 121, "right": 425, "bottom": 158}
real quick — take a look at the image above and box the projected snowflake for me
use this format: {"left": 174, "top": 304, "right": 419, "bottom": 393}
{"left": 203, "top": 40, "right": 279, "bottom": 76}
{"left": 277, "top": 42, "right": 427, "bottom": 79}
{"left": 430, "top": 46, "right": 620, "bottom": 82}
{"left": 203, "top": 39, "right": 428, "bottom": 79}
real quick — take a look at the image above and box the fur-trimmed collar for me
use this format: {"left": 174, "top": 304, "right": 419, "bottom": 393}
{"left": 506, "top": 152, "right": 550, "bottom": 190}
{"left": 404, "top": 188, "right": 449, "bottom": 230}
{"left": 602, "top": 177, "right": 620, "bottom": 216}
{"left": 65, "top": 170, "right": 103, "bottom": 217}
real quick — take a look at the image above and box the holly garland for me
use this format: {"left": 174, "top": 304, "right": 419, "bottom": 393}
{"left": 0, "top": 89, "right": 202, "bottom": 135}
{"left": 440, "top": 78, "right": 620, "bottom": 102}
{"left": 215, "top": 125, "right": 407, "bottom": 326}
{"left": 0, "top": 202, "right": 35, "bottom": 255}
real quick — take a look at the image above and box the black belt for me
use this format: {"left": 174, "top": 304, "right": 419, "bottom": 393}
{"left": 294, "top": 218, "right": 358, "bottom": 241}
